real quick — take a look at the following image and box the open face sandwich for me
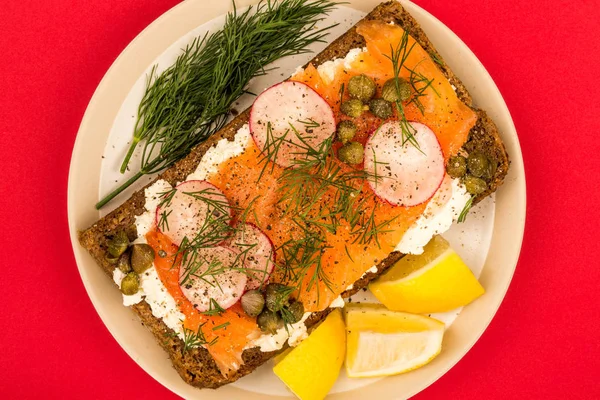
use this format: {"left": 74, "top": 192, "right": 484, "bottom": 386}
{"left": 79, "top": 1, "right": 509, "bottom": 389}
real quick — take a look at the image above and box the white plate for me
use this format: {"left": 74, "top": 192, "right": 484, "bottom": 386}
{"left": 68, "top": 0, "right": 526, "bottom": 398}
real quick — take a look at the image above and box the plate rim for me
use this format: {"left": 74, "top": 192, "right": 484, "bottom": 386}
{"left": 67, "top": 0, "right": 526, "bottom": 398}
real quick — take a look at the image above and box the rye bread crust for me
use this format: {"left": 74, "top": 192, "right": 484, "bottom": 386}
{"left": 78, "top": 1, "right": 509, "bottom": 389}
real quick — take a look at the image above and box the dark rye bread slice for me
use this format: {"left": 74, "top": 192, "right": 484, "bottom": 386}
{"left": 78, "top": 1, "right": 509, "bottom": 389}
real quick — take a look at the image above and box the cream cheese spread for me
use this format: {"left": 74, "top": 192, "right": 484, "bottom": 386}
{"left": 396, "top": 178, "right": 470, "bottom": 255}
{"left": 315, "top": 47, "right": 366, "bottom": 84}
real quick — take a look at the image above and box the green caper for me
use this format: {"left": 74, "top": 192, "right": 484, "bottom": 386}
{"left": 446, "top": 155, "right": 467, "bottom": 178}
{"left": 336, "top": 120, "right": 357, "bottom": 144}
{"left": 265, "top": 283, "right": 292, "bottom": 312}
{"left": 347, "top": 74, "right": 376, "bottom": 102}
{"left": 368, "top": 98, "right": 393, "bottom": 119}
{"left": 117, "top": 249, "right": 132, "bottom": 273}
{"left": 120, "top": 272, "right": 139, "bottom": 296}
{"left": 257, "top": 309, "right": 284, "bottom": 334}
{"left": 286, "top": 301, "right": 304, "bottom": 324}
{"left": 105, "top": 254, "right": 119, "bottom": 265}
{"left": 241, "top": 290, "right": 265, "bottom": 317}
{"left": 467, "top": 152, "right": 491, "bottom": 179}
{"left": 464, "top": 175, "right": 488, "bottom": 195}
{"left": 107, "top": 230, "right": 129, "bottom": 258}
{"left": 338, "top": 142, "right": 364, "bottom": 165}
{"left": 381, "top": 78, "right": 411, "bottom": 102}
{"left": 341, "top": 99, "right": 367, "bottom": 118}
{"left": 131, "top": 243, "right": 155, "bottom": 274}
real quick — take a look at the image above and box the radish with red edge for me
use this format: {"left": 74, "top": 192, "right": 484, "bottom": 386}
{"left": 227, "top": 223, "right": 275, "bottom": 290}
{"left": 179, "top": 246, "right": 247, "bottom": 312}
{"left": 156, "top": 180, "right": 232, "bottom": 247}
{"left": 364, "top": 121, "right": 445, "bottom": 207}
{"left": 249, "top": 81, "right": 336, "bottom": 168}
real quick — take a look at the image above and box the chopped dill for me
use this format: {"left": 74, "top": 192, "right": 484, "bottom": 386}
{"left": 458, "top": 196, "right": 474, "bottom": 223}
{"left": 212, "top": 322, "right": 231, "bottom": 331}
{"left": 182, "top": 322, "right": 217, "bottom": 354}
{"left": 204, "top": 298, "right": 226, "bottom": 317}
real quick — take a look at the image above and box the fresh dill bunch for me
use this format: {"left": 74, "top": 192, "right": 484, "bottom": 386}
{"left": 96, "top": 0, "right": 339, "bottom": 209}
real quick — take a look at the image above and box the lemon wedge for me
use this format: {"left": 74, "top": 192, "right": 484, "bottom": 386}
{"left": 345, "top": 303, "right": 444, "bottom": 378}
{"left": 369, "top": 235, "right": 485, "bottom": 313}
{"left": 273, "top": 309, "right": 346, "bottom": 400}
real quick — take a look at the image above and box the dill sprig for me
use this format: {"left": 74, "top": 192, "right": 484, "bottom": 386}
{"left": 204, "top": 299, "right": 226, "bottom": 317}
{"left": 429, "top": 51, "right": 444, "bottom": 67}
{"left": 457, "top": 196, "right": 474, "bottom": 223}
{"left": 212, "top": 322, "right": 231, "bottom": 331}
{"left": 182, "top": 323, "right": 218, "bottom": 354}
{"left": 405, "top": 61, "right": 440, "bottom": 114}
{"left": 95, "top": 0, "right": 339, "bottom": 209}
{"left": 384, "top": 30, "right": 421, "bottom": 150}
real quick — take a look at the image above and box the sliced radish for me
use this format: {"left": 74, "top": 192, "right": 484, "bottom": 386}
{"left": 249, "top": 81, "right": 336, "bottom": 168}
{"left": 227, "top": 223, "right": 275, "bottom": 290}
{"left": 156, "top": 180, "right": 232, "bottom": 247}
{"left": 179, "top": 246, "right": 247, "bottom": 312}
{"left": 364, "top": 121, "right": 445, "bottom": 207}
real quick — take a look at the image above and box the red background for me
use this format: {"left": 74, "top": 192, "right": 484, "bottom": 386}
{"left": 1, "top": 0, "right": 599, "bottom": 398}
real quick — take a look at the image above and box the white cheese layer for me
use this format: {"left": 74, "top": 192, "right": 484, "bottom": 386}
{"left": 187, "top": 124, "right": 251, "bottom": 181}
{"left": 113, "top": 265, "right": 185, "bottom": 337}
{"left": 396, "top": 178, "right": 471, "bottom": 255}
{"left": 249, "top": 312, "right": 311, "bottom": 352}
{"left": 134, "top": 179, "right": 173, "bottom": 237}
{"left": 247, "top": 295, "right": 346, "bottom": 352}
{"left": 315, "top": 47, "right": 366, "bottom": 84}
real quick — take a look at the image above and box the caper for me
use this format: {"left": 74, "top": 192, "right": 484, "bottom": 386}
{"left": 464, "top": 175, "right": 488, "bottom": 195}
{"left": 341, "top": 99, "right": 367, "bottom": 118}
{"left": 257, "top": 309, "right": 284, "bottom": 334}
{"left": 107, "top": 230, "right": 129, "bottom": 258}
{"left": 338, "top": 142, "right": 364, "bottom": 165}
{"left": 446, "top": 155, "right": 467, "bottom": 178}
{"left": 467, "top": 152, "right": 491, "bottom": 179}
{"left": 347, "top": 74, "right": 376, "bottom": 102}
{"left": 368, "top": 98, "right": 393, "bottom": 119}
{"left": 117, "top": 249, "right": 132, "bottom": 273}
{"left": 105, "top": 254, "right": 119, "bottom": 265}
{"left": 336, "top": 120, "right": 357, "bottom": 144}
{"left": 241, "top": 290, "right": 265, "bottom": 317}
{"left": 286, "top": 301, "right": 304, "bottom": 324}
{"left": 120, "top": 272, "right": 139, "bottom": 296}
{"left": 131, "top": 243, "right": 155, "bottom": 274}
{"left": 381, "top": 78, "right": 411, "bottom": 102}
{"left": 265, "top": 283, "right": 291, "bottom": 312}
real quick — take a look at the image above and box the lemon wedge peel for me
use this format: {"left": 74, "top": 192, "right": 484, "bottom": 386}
{"left": 273, "top": 309, "right": 346, "bottom": 400}
{"left": 369, "top": 236, "right": 485, "bottom": 313}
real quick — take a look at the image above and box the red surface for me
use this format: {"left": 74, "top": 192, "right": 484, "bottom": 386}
{"left": 1, "top": 0, "right": 599, "bottom": 398}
